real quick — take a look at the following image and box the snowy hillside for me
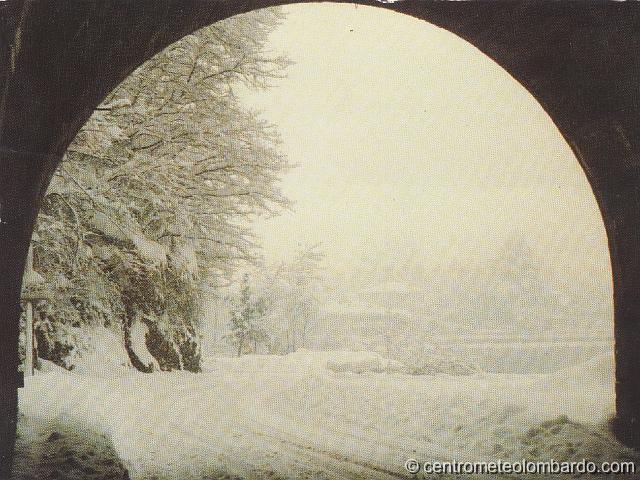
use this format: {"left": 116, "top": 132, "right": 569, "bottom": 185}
{"left": 13, "top": 350, "right": 632, "bottom": 480}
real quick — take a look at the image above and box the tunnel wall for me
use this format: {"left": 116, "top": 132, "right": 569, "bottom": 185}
{"left": 1, "top": 1, "right": 640, "bottom": 475}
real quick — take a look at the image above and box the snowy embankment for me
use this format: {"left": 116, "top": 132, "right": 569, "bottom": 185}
{"left": 13, "top": 350, "right": 633, "bottom": 480}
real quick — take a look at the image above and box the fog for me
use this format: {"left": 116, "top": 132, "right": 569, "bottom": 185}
{"left": 235, "top": 4, "right": 613, "bottom": 348}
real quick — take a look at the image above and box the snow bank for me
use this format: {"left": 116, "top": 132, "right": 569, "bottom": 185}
{"left": 530, "top": 352, "right": 615, "bottom": 423}
{"left": 70, "top": 327, "right": 131, "bottom": 375}
{"left": 323, "top": 351, "right": 408, "bottom": 374}
{"left": 12, "top": 408, "right": 129, "bottom": 480}
{"left": 36, "top": 358, "right": 70, "bottom": 375}
{"left": 203, "top": 350, "right": 411, "bottom": 375}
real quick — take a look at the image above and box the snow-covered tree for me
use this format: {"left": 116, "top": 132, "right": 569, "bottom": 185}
{"left": 258, "top": 244, "right": 326, "bottom": 354}
{"left": 225, "top": 274, "right": 269, "bottom": 356}
{"left": 31, "top": 9, "right": 291, "bottom": 371}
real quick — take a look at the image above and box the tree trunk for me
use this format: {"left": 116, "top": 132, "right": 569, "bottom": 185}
{"left": 236, "top": 335, "right": 243, "bottom": 357}
{"left": 122, "top": 317, "right": 153, "bottom": 373}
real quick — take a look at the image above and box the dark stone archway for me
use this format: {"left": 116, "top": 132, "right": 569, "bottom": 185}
{"left": 1, "top": 0, "right": 640, "bottom": 475}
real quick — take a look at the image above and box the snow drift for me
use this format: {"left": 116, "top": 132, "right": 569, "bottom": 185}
{"left": 13, "top": 350, "right": 631, "bottom": 480}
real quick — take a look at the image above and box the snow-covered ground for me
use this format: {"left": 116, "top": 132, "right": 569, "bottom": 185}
{"left": 12, "top": 350, "right": 635, "bottom": 480}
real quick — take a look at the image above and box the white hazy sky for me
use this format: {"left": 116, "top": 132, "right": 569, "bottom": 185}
{"left": 239, "top": 4, "right": 612, "bottom": 293}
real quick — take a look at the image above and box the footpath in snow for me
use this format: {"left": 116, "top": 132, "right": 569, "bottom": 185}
{"left": 12, "top": 350, "right": 636, "bottom": 480}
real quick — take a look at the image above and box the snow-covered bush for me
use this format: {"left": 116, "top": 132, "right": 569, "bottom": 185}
{"left": 397, "top": 345, "right": 481, "bottom": 376}
{"left": 34, "top": 321, "right": 92, "bottom": 370}
{"left": 319, "top": 349, "right": 477, "bottom": 376}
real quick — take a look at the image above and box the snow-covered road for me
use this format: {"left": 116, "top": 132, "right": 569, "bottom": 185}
{"left": 12, "top": 351, "right": 629, "bottom": 479}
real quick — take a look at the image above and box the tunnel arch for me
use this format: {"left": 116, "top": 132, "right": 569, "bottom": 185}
{"left": 1, "top": 1, "right": 640, "bottom": 475}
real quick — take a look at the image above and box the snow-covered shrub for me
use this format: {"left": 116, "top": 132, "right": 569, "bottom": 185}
{"left": 397, "top": 345, "right": 481, "bottom": 376}
{"left": 33, "top": 321, "right": 92, "bottom": 370}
